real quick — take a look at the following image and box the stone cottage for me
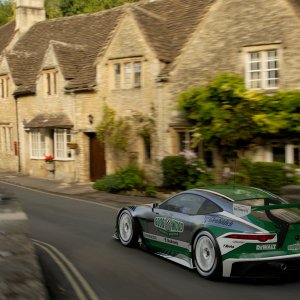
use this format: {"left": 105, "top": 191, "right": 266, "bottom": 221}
{"left": 0, "top": 0, "right": 300, "bottom": 183}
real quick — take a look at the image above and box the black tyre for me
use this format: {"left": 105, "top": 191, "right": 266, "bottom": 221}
{"left": 193, "top": 231, "right": 222, "bottom": 279}
{"left": 118, "top": 210, "right": 138, "bottom": 247}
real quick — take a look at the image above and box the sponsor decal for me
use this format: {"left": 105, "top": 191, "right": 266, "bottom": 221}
{"left": 256, "top": 244, "right": 276, "bottom": 251}
{"left": 233, "top": 204, "right": 251, "bottom": 218}
{"left": 218, "top": 236, "right": 244, "bottom": 255}
{"left": 143, "top": 232, "right": 191, "bottom": 251}
{"left": 204, "top": 216, "right": 233, "bottom": 227}
{"left": 154, "top": 217, "right": 184, "bottom": 237}
{"left": 288, "top": 244, "right": 300, "bottom": 251}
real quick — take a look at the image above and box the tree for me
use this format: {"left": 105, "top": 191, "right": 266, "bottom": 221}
{"left": 178, "top": 73, "right": 300, "bottom": 178}
{"left": 50, "top": 0, "right": 139, "bottom": 17}
{"left": 1, "top": 0, "right": 140, "bottom": 25}
{"left": 0, "top": 0, "right": 15, "bottom": 26}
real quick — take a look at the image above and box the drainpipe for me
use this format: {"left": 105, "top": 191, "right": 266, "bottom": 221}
{"left": 14, "top": 95, "right": 21, "bottom": 173}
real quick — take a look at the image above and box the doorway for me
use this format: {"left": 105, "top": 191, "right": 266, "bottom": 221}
{"left": 89, "top": 133, "right": 106, "bottom": 181}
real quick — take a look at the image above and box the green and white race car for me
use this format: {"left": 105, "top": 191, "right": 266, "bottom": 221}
{"left": 114, "top": 185, "right": 300, "bottom": 279}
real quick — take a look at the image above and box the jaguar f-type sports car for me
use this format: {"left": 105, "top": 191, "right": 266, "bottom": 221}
{"left": 114, "top": 185, "right": 300, "bottom": 279}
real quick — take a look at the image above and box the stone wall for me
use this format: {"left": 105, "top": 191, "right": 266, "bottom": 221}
{"left": 0, "top": 191, "right": 48, "bottom": 299}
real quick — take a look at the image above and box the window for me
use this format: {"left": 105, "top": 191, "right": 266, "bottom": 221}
{"left": 30, "top": 128, "right": 74, "bottom": 160}
{"left": 0, "top": 126, "right": 13, "bottom": 154}
{"left": 159, "top": 193, "right": 221, "bottom": 215}
{"left": 30, "top": 129, "right": 46, "bottom": 158}
{"left": 271, "top": 144, "right": 300, "bottom": 166}
{"left": 54, "top": 129, "right": 73, "bottom": 159}
{"left": 0, "top": 75, "right": 9, "bottom": 99}
{"left": 177, "top": 130, "right": 194, "bottom": 153}
{"left": 44, "top": 70, "right": 57, "bottom": 95}
{"left": 246, "top": 48, "right": 279, "bottom": 90}
{"left": 112, "top": 59, "right": 142, "bottom": 89}
{"left": 173, "top": 128, "right": 213, "bottom": 167}
{"left": 143, "top": 135, "right": 152, "bottom": 162}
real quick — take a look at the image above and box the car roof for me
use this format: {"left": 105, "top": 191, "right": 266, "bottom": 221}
{"left": 193, "top": 185, "right": 276, "bottom": 202}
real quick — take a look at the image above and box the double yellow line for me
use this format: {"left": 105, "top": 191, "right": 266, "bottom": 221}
{"left": 32, "top": 239, "right": 99, "bottom": 300}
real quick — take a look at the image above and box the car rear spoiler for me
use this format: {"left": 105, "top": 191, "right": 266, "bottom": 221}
{"left": 252, "top": 201, "right": 300, "bottom": 247}
{"left": 252, "top": 202, "right": 300, "bottom": 211}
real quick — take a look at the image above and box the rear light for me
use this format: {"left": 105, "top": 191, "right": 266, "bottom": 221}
{"left": 225, "top": 234, "right": 276, "bottom": 242}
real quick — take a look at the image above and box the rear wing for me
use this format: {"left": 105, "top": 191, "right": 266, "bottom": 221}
{"left": 252, "top": 201, "right": 300, "bottom": 247}
{"left": 251, "top": 201, "right": 300, "bottom": 227}
{"left": 252, "top": 202, "right": 300, "bottom": 211}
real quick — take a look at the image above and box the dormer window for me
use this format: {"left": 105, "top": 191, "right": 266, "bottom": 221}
{"left": 111, "top": 59, "right": 142, "bottom": 90}
{"left": 43, "top": 69, "right": 57, "bottom": 96}
{"left": 0, "top": 75, "right": 9, "bottom": 99}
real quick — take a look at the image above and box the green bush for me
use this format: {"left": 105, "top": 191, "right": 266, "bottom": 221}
{"left": 93, "top": 164, "right": 145, "bottom": 193}
{"left": 145, "top": 186, "right": 157, "bottom": 197}
{"left": 161, "top": 153, "right": 214, "bottom": 190}
{"left": 247, "top": 162, "right": 297, "bottom": 195}
{"left": 161, "top": 156, "right": 188, "bottom": 189}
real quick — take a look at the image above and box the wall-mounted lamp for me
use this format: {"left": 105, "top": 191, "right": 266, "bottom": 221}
{"left": 88, "top": 114, "right": 94, "bottom": 125}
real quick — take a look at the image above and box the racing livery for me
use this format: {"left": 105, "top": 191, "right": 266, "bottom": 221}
{"left": 114, "top": 185, "right": 300, "bottom": 279}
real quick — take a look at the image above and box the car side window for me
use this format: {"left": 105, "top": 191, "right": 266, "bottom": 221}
{"left": 159, "top": 193, "right": 211, "bottom": 215}
{"left": 198, "top": 199, "right": 222, "bottom": 215}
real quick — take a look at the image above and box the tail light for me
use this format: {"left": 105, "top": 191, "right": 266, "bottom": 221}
{"left": 225, "top": 233, "right": 276, "bottom": 242}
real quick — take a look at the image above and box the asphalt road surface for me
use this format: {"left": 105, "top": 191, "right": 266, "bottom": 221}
{"left": 1, "top": 182, "right": 300, "bottom": 300}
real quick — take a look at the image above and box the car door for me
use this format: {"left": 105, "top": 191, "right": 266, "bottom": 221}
{"left": 142, "top": 193, "right": 207, "bottom": 258}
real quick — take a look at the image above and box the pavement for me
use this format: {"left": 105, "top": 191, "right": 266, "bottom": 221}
{"left": 0, "top": 171, "right": 160, "bottom": 300}
{"left": 0, "top": 171, "right": 159, "bottom": 210}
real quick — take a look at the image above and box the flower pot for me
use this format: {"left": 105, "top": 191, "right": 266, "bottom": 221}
{"left": 46, "top": 162, "right": 55, "bottom": 171}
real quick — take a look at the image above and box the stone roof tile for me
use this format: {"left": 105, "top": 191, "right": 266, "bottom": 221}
{"left": 3, "top": 0, "right": 216, "bottom": 94}
{"left": 24, "top": 113, "right": 73, "bottom": 128}
{"left": 0, "top": 21, "right": 16, "bottom": 54}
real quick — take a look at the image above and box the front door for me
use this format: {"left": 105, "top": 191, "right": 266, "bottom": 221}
{"left": 89, "top": 133, "right": 106, "bottom": 181}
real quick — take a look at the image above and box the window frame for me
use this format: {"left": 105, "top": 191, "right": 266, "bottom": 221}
{"left": 0, "top": 75, "right": 9, "bottom": 99}
{"left": 29, "top": 128, "right": 47, "bottom": 159}
{"left": 110, "top": 58, "right": 143, "bottom": 90}
{"left": 244, "top": 45, "right": 280, "bottom": 90}
{"left": 0, "top": 125, "right": 13, "bottom": 154}
{"left": 29, "top": 128, "right": 74, "bottom": 160}
{"left": 43, "top": 69, "right": 58, "bottom": 96}
{"left": 54, "top": 128, "right": 74, "bottom": 160}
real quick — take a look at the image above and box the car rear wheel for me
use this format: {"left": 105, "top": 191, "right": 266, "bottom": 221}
{"left": 193, "top": 231, "right": 222, "bottom": 279}
{"left": 118, "top": 210, "right": 138, "bottom": 247}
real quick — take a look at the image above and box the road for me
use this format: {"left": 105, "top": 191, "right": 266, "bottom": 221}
{"left": 1, "top": 182, "right": 300, "bottom": 300}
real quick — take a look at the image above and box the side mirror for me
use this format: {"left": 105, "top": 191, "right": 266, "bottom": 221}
{"left": 152, "top": 202, "right": 159, "bottom": 211}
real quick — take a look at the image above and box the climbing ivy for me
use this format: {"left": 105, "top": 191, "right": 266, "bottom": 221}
{"left": 96, "top": 104, "right": 130, "bottom": 152}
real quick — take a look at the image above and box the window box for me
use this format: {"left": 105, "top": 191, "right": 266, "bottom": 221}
{"left": 67, "top": 142, "right": 78, "bottom": 149}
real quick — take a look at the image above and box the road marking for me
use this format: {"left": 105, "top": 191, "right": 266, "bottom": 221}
{"left": 33, "top": 239, "right": 99, "bottom": 300}
{"left": 0, "top": 180, "right": 119, "bottom": 211}
{"left": 0, "top": 211, "right": 27, "bottom": 221}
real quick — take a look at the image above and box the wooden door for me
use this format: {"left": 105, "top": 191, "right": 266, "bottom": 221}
{"left": 89, "top": 133, "right": 106, "bottom": 181}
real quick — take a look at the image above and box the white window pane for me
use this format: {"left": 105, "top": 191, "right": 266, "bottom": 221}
{"left": 250, "top": 62, "right": 260, "bottom": 71}
{"left": 124, "top": 63, "right": 132, "bottom": 88}
{"left": 134, "top": 62, "right": 141, "bottom": 87}
{"left": 267, "top": 50, "right": 277, "bottom": 59}
{"left": 114, "top": 63, "right": 121, "bottom": 89}
{"left": 250, "top": 52, "right": 260, "bottom": 60}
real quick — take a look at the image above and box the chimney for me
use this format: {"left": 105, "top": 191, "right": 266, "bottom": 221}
{"left": 16, "top": 0, "right": 45, "bottom": 34}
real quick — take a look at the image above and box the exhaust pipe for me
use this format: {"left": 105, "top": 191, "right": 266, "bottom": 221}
{"left": 269, "top": 262, "right": 288, "bottom": 271}
{"left": 280, "top": 263, "right": 287, "bottom": 271}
